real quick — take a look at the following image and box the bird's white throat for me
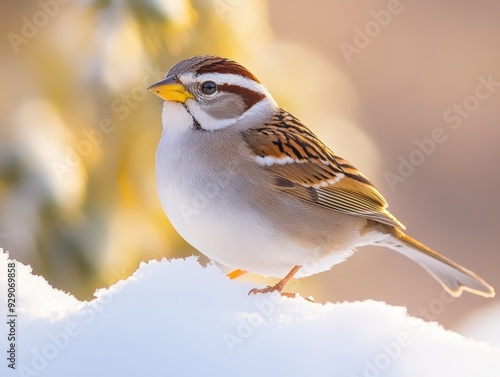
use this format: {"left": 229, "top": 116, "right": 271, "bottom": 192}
{"left": 162, "top": 95, "right": 278, "bottom": 133}
{"left": 161, "top": 101, "right": 193, "bottom": 135}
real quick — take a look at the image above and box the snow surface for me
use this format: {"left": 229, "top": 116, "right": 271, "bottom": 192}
{"left": 457, "top": 303, "right": 500, "bottom": 348}
{"left": 1, "top": 250, "right": 499, "bottom": 377}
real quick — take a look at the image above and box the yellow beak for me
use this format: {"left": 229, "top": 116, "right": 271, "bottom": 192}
{"left": 147, "top": 75, "right": 194, "bottom": 103}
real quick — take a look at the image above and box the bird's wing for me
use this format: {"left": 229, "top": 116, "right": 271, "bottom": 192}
{"left": 242, "top": 109, "right": 405, "bottom": 229}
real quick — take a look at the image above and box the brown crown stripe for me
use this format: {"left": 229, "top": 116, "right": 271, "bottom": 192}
{"left": 195, "top": 58, "right": 261, "bottom": 83}
{"left": 218, "top": 84, "right": 266, "bottom": 112}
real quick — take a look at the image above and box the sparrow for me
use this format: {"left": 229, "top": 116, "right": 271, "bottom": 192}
{"left": 148, "top": 55, "right": 494, "bottom": 298}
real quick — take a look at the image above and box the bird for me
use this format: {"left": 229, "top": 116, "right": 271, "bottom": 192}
{"left": 148, "top": 55, "right": 494, "bottom": 298}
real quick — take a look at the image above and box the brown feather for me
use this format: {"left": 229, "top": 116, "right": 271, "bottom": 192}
{"left": 242, "top": 109, "right": 405, "bottom": 229}
{"left": 193, "top": 56, "right": 261, "bottom": 83}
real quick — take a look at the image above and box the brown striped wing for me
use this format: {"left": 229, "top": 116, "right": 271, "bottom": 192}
{"left": 242, "top": 109, "right": 405, "bottom": 229}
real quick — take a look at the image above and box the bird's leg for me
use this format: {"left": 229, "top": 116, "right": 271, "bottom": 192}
{"left": 249, "top": 266, "right": 301, "bottom": 298}
{"left": 226, "top": 269, "right": 247, "bottom": 279}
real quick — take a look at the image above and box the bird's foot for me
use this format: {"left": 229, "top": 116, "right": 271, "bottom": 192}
{"left": 248, "top": 266, "right": 302, "bottom": 298}
{"left": 226, "top": 269, "right": 247, "bottom": 280}
{"left": 248, "top": 285, "right": 295, "bottom": 298}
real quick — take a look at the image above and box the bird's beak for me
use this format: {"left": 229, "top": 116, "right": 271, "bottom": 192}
{"left": 147, "top": 75, "right": 194, "bottom": 103}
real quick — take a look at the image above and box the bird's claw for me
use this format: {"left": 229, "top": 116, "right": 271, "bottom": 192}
{"left": 248, "top": 286, "right": 296, "bottom": 298}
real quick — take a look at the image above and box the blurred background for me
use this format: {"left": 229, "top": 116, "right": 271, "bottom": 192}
{"left": 0, "top": 0, "right": 499, "bottom": 335}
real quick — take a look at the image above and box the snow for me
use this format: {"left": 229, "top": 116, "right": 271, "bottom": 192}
{"left": 457, "top": 303, "right": 500, "bottom": 348}
{"left": 1, "top": 250, "right": 499, "bottom": 377}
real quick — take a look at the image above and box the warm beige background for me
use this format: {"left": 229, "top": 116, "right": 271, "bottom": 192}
{"left": 267, "top": 0, "right": 500, "bottom": 330}
{"left": 0, "top": 0, "right": 498, "bottom": 333}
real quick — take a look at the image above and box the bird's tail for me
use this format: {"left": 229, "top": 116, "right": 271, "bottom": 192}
{"left": 376, "top": 227, "right": 495, "bottom": 297}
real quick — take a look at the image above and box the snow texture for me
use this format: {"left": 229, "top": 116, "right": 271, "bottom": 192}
{"left": 457, "top": 303, "right": 500, "bottom": 348}
{"left": 1, "top": 250, "right": 499, "bottom": 377}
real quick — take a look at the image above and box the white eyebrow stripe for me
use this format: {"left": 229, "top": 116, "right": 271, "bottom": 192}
{"left": 180, "top": 72, "right": 270, "bottom": 95}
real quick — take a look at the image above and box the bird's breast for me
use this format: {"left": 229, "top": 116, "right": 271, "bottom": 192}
{"left": 154, "top": 129, "right": 363, "bottom": 277}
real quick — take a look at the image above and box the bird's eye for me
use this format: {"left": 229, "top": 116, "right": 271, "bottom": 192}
{"left": 200, "top": 81, "right": 217, "bottom": 95}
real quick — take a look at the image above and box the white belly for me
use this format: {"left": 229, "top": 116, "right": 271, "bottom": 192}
{"left": 160, "top": 180, "right": 301, "bottom": 276}
{"left": 156, "top": 131, "right": 357, "bottom": 278}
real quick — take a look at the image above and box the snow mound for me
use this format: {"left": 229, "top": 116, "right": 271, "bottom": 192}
{"left": 457, "top": 303, "right": 500, "bottom": 348}
{"left": 1, "top": 250, "right": 499, "bottom": 377}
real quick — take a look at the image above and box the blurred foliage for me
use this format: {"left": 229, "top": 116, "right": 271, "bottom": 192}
{"left": 0, "top": 0, "right": 373, "bottom": 301}
{"left": 0, "top": 0, "right": 280, "bottom": 298}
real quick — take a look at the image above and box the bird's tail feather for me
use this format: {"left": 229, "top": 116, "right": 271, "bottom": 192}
{"left": 377, "top": 228, "right": 495, "bottom": 298}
